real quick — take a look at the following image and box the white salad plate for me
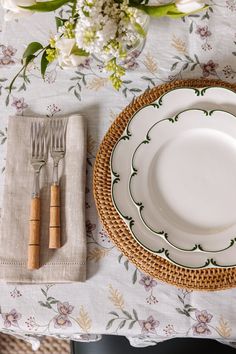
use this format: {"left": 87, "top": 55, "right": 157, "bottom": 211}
{"left": 111, "top": 86, "right": 236, "bottom": 269}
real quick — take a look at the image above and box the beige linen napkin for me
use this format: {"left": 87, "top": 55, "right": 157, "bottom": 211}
{"left": 0, "top": 114, "right": 87, "bottom": 283}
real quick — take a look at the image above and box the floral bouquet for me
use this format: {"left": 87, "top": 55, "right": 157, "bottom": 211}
{"left": 1, "top": 0, "right": 207, "bottom": 90}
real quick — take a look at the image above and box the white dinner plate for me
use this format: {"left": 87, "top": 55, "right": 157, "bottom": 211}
{"left": 111, "top": 86, "right": 236, "bottom": 269}
{"left": 129, "top": 108, "right": 236, "bottom": 253}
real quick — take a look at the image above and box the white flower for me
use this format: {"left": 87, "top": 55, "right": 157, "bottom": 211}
{"left": 75, "top": 0, "right": 147, "bottom": 62}
{"left": 56, "top": 38, "right": 87, "bottom": 69}
{"left": 175, "top": 0, "right": 205, "bottom": 13}
{"left": 0, "top": 0, "right": 35, "bottom": 21}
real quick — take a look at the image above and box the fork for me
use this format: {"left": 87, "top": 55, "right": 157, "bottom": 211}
{"left": 28, "top": 121, "right": 48, "bottom": 270}
{"left": 49, "top": 118, "right": 67, "bottom": 249}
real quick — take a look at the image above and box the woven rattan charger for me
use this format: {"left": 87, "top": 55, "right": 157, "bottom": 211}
{"left": 93, "top": 79, "right": 236, "bottom": 291}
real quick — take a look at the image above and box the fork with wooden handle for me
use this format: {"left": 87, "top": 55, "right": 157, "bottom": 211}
{"left": 49, "top": 118, "right": 66, "bottom": 249}
{"left": 28, "top": 121, "right": 48, "bottom": 270}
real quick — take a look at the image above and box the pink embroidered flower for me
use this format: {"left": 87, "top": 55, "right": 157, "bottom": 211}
{"left": 139, "top": 315, "right": 159, "bottom": 334}
{"left": 53, "top": 314, "right": 72, "bottom": 328}
{"left": 195, "top": 310, "right": 213, "bottom": 324}
{"left": 139, "top": 274, "right": 157, "bottom": 292}
{"left": 11, "top": 97, "right": 28, "bottom": 113}
{"left": 200, "top": 60, "right": 219, "bottom": 77}
{"left": 0, "top": 45, "right": 17, "bottom": 66}
{"left": 2, "top": 45, "right": 17, "bottom": 57}
{"left": 196, "top": 26, "right": 211, "bottom": 39}
{"left": 193, "top": 322, "right": 211, "bottom": 335}
{"left": 2, "top": 309, "right": 21, "bottom": 328}
{"left": 57, "top": 302, "right": 74, "bottom": 315}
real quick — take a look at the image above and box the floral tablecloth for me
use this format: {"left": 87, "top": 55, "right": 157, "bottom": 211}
{"left": 1, "top": 1, "right": 236, "bottom": 350}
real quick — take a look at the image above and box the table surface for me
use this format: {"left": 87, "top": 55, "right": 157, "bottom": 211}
{"left": 1, "top": 1, "right": 236, "bottom": 349}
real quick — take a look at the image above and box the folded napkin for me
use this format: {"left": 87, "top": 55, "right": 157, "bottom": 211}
{"left": 0, "top": 115, "right": 87, "bottom": 283}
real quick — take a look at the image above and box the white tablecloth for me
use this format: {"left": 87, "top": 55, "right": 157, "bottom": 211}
{"left": 1, "top": 1, "right": 236, "bottom": 349}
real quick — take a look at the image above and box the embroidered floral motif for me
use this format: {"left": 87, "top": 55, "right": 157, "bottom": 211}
{"left": 2, "top": 309, "right": 22, "bottom": 328}
{"left": 138, "top": 316, "right": 159, "bottom": 334}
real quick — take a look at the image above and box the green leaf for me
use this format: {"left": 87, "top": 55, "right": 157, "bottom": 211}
{"left": 131, "top": 3, "right": 208, "bottom": 18}
{"left": 23, "top": 54, "right": 35, "bottom": 66}
{"left": 71, "top": 46, "right": 89, "bottom": 57}
{"left": 55, "top": 16, "right": 65, "bottom": 30}
{"left": 41, "top": 50, "right": 49, "bottom": 79}
{"left": 20, "top": 0, "right": 70, "bottom": 12}
{"left": 134, "top": 22, "right": 146, "bottom": 37}
{"left": 23, "top": 42, "right": 43, "bottom": 58}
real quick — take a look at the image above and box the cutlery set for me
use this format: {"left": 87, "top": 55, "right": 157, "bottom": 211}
{"left": 28, "top": 118, "right": 67, "bottom": 270}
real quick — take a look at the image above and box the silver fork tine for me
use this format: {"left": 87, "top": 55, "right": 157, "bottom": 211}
{"left": 49, "top": 118, "right": 67, "bottom": 249}
{"left": 28, "top": 120, "right": 48, "bottom": 270}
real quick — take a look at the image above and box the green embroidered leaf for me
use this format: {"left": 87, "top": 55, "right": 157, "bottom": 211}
{"left": 122, "top": 310, "right": 132, "bottom": 319}
{"left": 178, "top": 295, "right": 184, "bottom": 304}
{"left": 41, "top": 288, "right": 47, "bottom": 297}
{"left": 129, "top": 320, "right": 136, "bottom": 329}
{"left": 20, "top": 0, "right": 70, "bottom": 12}
{"left": 109, "top": 311, "right": 119, "bottom": 317}
{"left": 189, "top": 22, "right": 193, "bottom": 33}
{"left": 118, "top": 320, "right": 126, "bottom": 330}
{"left": 118, "top": 254, "right": 123, "bottom": 263}
{"left": 171, "top": 62, "right": 178, "bottom": 71}
{"left": 176, "top": 307, "right": 187, "bottom": 315}
{"left": 74, "top": 89, "right": 81, "bottom": 100}
{"left": 124, "top": 260, "right": 129, "bottom": 270}
{"left": 132, "top": 269, "right": 138, "bottom": 284}
{"left": 5, "top": 95, "right": 9, "bottom": 106}
{"left": 182, "top": 62, "right": 189, "bottom": 71}
{"left": 133, "top": 309, "right": 138, "bottom": 320}
{"left": 106, "top": 318, "right": 116, "bottom": 330}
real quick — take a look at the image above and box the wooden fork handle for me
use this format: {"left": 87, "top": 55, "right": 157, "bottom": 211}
{"left": 49, "top": 184, "right": 61, "bottom": 249}
{"left": 28, "top": 197, "right": 40, "bottom": 270}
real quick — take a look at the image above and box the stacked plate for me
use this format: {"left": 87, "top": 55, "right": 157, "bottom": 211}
{"left": 110, "top": 86, "right": 236, "bottom": 269}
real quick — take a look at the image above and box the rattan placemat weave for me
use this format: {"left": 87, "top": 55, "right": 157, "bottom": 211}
{"left": 93, "top": 79, "right": 236, "bottom": 291}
